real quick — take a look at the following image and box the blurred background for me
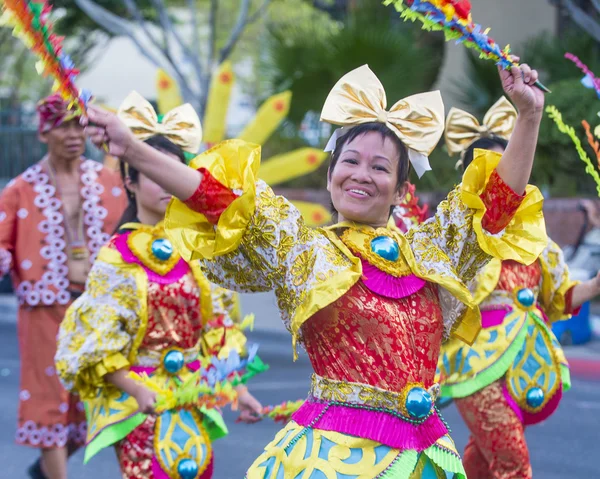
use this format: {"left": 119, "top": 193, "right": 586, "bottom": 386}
{"left": 1, "top": 0, "right": 600, "bottom": 477}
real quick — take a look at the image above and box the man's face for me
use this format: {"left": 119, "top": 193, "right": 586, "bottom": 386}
{"left": 39, "top": 119, "right": 85, "bottom": 161}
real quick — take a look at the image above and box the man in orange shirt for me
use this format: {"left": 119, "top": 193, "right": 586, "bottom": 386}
{"left": 0, "top": 94, "right": 126, "bottom": 479}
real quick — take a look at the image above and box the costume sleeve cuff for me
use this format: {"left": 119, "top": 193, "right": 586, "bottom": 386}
{"left": 460, "top": 148, "right": 547, "bottom": 265}
{"left": 74, "top": 353, "right": 130, "bottom": 399}
{"left": 480, "top": 170, "right": 525, "bottom": 234}
{"left": 165, "top": 140, "right": 261, "bottom": 261}
{"left": 183, "top": 168, "right": 239, "bottom": 224}
{"left": 564, "top": 285, "right": 582, "bottom": 316}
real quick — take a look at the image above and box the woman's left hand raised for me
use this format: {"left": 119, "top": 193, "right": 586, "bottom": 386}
{"left": 498, "top": 58, "right": 545, "bottom": 118}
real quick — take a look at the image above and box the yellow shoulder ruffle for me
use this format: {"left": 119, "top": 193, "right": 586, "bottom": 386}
{"left": 539, "top": 239, "right": 580, "bottom": 323}
{"left": 472, "top": 258, "right": 503, "bottom": 305}
{"left": 461, "top": 149, "right": 547, "bottom": 265}
{"left": 166, "top": 139, "right": 261, "bottom": 261}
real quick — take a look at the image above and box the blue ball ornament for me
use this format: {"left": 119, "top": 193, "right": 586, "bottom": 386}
{"left": 370, "top": 236, "right": 399, "bottom": 262}
{"left": 163, "top": 350, "right": 185, "bottom": 374}
{"left": 177, "top": 458, "right": 198, "bottom": 479}
{"left": 526, "top": 387, "right": 545, "bottom": 409}
{"left": 516, "top": 288, "right": 535, "bottom": 308}
{"left": 152, "top": 238, "right": 173, "bottom": 261}
{"left": 405, "top": 387, "right": 433, "bottom": 419}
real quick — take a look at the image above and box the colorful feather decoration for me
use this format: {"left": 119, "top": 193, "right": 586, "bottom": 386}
{"left": 384, "top": 0, "right": 550, "bottom": 92}
{"left": 0, "top": 0, "right": 90, "bottom": 112}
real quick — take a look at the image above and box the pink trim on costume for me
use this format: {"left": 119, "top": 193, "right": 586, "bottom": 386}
{"left": 501, "top": 385, "right": 524, "bottom": 423}
{"left": 502, "top": 382, "right": 563, "bottom": 426}
{"left": 152, "top": 457, "right": 170, "bottom": 479}
{"left": 114, "top": 231, "right": 190, "bottom": 284}
{"left": 481, "top": 307, "right": 512, "bottom": 328}
{"left": 291, "top": 400, "right": 448, "bottom": 451}
{"left": 361, "top": 259, "right": 426, "bottom": 299}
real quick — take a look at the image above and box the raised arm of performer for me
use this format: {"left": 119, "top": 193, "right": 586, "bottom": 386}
{"left": 83, "top": 62, "right": 543, "bottom": 206}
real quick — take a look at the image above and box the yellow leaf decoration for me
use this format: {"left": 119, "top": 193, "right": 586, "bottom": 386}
{"left": 238, "top": 91, "right": 292, "bottom": 145}
{"left": 203, "top": 61, "right": 235, "bottom": 145}
{"left": 260, "top": 148, "right": 328, "bottom": 185}
{"left": 156, "top": 69, "right": 183, "bottom": 115}
{"left": 291, "top": 201, "right": 332, "bottom": 227}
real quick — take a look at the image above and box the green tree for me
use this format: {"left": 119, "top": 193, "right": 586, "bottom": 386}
{"left": 451, "top": 30, "right": 600, "bottom": 195}
{"left": 258, "top": 2, "right": 445, "bottom": 189}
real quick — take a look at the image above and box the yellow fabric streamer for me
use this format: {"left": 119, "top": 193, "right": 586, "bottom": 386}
{"left": 203, "top": 61, "right": 235, "bottom": 145}
{"left": 156, "top": 69, "right": 184, "bottom": 115}
{"left": 290, "top": 201, "right": 332, "bottom": 227}
{"left": 259, "top": 148, "right": 327, "bottom": 185}
{"left": 238, "top": 91, "right": 292, "bottom": 145}
{"left": 546, "top": 105, "right": 600, "bottom": 197}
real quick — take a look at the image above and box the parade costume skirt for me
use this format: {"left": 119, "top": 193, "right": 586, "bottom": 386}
{"left": 246, "top": 375, "right": 466, "bottom": 478}
{"left": 83, "top": 359, "right": 227, "bottom": 479}
{"left": 439, "top": 308, "right": 570, "bottom": 425}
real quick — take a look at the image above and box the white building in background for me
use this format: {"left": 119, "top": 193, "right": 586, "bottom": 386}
{"left": 435, "top": 0, "right": 556, "bottom": 106}
{"left": 79, "top": 0, "right": 557, "bottom": 116}
{"left": 78, "top": 15, "right": 256, "bottom": 134}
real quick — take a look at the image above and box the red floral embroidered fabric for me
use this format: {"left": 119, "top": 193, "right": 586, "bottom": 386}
{"left": 455, "top": 381, "right": 532, "bottom": 479}
{"left": 301, "top": 281, "right": 443, "bottom": 391}
{"left": 183, "top": 168, "right": 238, "bottom": 224}
{"left": 115, "top": 416, "right": 155, "bottom": 479}
{"left": 495, "top": 260, "right": 541, "bottom": 293}
{"left": 139, "top": 272, "right": 204, "bottom": 353}
{"left": 480, "top": 170, "right": 525, "bottom": 234}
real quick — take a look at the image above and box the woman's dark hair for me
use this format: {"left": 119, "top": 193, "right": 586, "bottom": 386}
{"left": 328, "top": 122, "right": 410, "bottom": 217}
{"left": 462, "top": 135, "right": 508, "bottom": 170}
{"left": 115, "top": 135, "right": 186, "bottom": 230}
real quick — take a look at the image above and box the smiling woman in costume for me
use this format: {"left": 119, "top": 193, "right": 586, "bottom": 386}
{"left": 81, "top": 62, "right": 546, "bottom": 478}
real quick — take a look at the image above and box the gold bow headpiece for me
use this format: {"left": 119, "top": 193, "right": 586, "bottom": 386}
{"left": 117, "top": 91, "right": 202, "bottom": 154}
{"left": 445, "top": 96, "right": 517, "bottom": 168}
{"left": 320, "top": 64, "right": 445, "bottom": 177}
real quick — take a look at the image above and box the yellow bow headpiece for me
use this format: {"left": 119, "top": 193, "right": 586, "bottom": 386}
{"left": 444, "top": 96, "right": 517, "bottom": 162}
{"left": 320, "top": 64, "right": 445, "bottom": 177}
{"left": 117, "top": 91, "right": 202, "bottom": 154}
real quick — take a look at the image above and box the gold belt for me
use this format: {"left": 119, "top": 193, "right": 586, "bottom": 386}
{"left": 309, "top": 374, "right": 440, "bottom": 419}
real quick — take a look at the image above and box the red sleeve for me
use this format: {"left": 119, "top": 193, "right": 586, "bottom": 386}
{"left": 183, "top": 168, "right": 238, "bottom": 225}
{"left": 564, "top": 286, "right": 582, "bottom": 316}
{"left": 480, "top": 170, "right": 525, "bottom": 235}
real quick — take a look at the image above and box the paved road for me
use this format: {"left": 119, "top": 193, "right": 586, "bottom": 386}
{"left": 1, "top": 293, "right": 599, "bottom": 478}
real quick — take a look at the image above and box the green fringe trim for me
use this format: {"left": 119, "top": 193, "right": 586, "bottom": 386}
{"left": 84, "top": 412, "right": 146, "bottom": 464}
{"left": 237, "top": 355, "right": 269, "bottom": 385}
{"left": 441, "top": 323, "right": 528, "bottom": 399}
{"left": 201, "top": 407, "right": 228, "bottom": 442}
{"left": 560, "top": 364, "right": 572, "bottom": 393}
{"left": 380, "top": 449, "right": 419, "bottom": 478}
{"left": 424, "top": 443, "right": 466, "bottom": 478}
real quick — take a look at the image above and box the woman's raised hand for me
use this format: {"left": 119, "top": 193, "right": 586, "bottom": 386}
{"left": 81, "top": 105, "right": 136, "bottom": 158}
